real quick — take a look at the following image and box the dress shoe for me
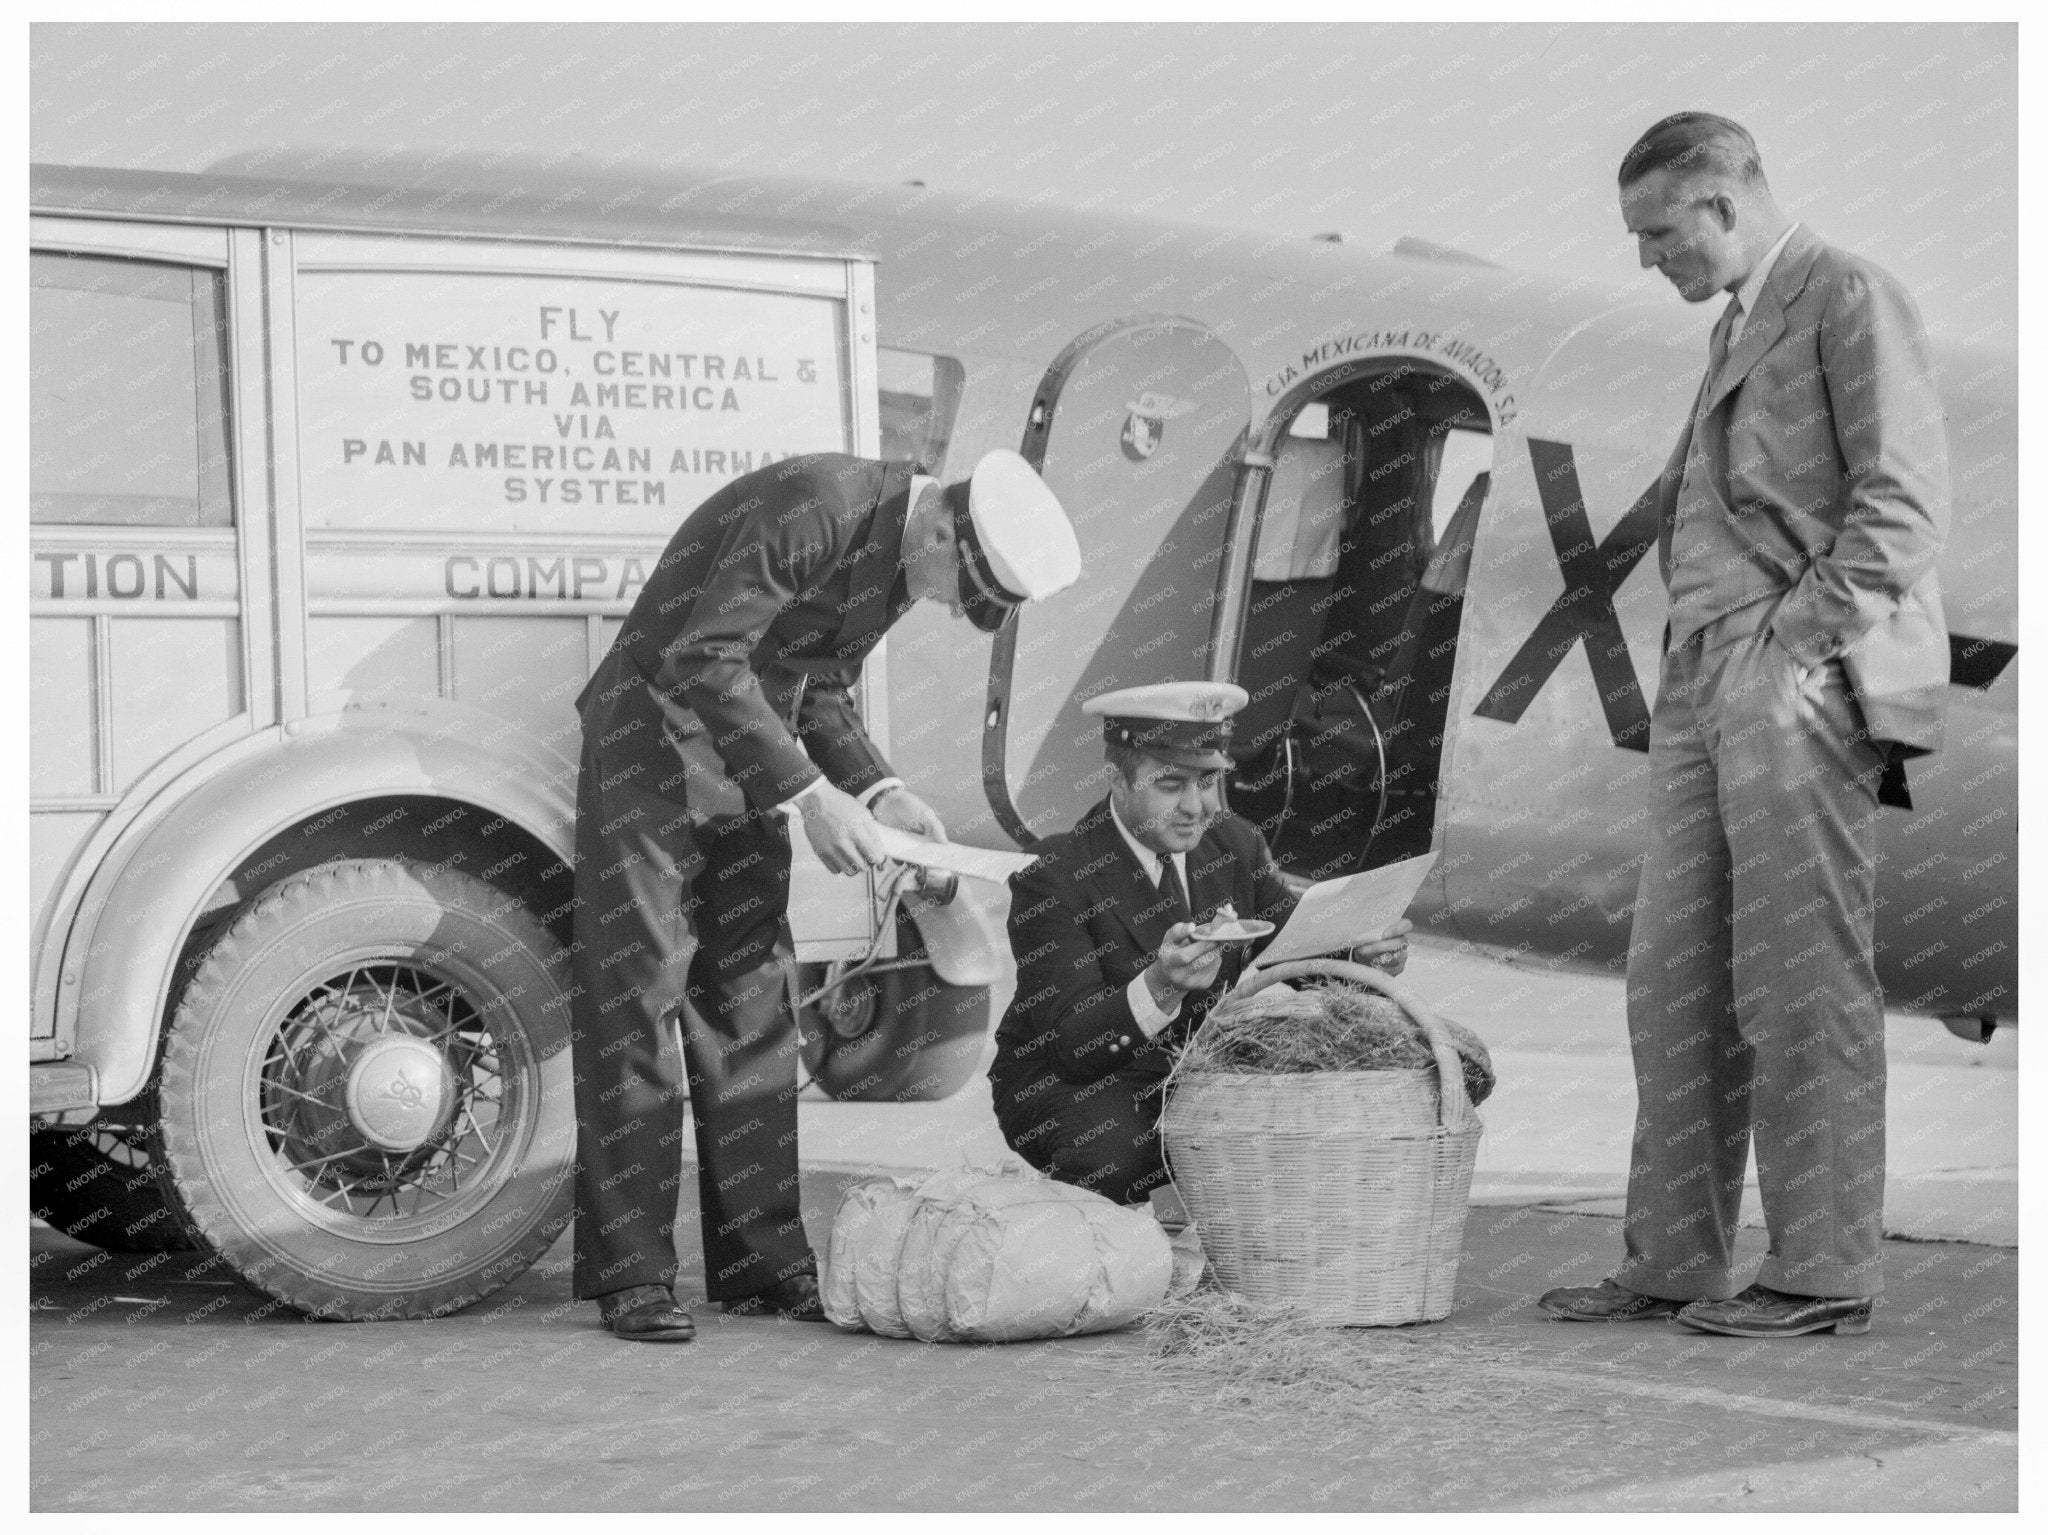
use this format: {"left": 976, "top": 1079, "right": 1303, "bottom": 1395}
{"left": 1677, "top": 1283, "right": 1872, "bottom": 1338}
{"left": 596, "top": 1284, "right": 696, "bottom": 1342}
{"left": 723, "top": 1272, "right": 831, "bottom": 1323}
{"left": 1537, "top": 1277, "right": 1685, "bottom": 1322}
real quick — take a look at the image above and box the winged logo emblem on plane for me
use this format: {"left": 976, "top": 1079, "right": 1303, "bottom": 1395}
{"left": 1120, "top": 390, "right": 1199, "bottom": 461}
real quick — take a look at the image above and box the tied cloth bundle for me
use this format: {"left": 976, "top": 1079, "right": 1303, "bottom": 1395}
{"left": 1174, "top": 978, "right": 1495, "bottom": 1106}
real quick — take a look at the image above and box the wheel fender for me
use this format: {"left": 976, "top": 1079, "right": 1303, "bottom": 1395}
{"left": 902, "top": 876, "right": 1011, "bottom": 990}
{"left": 57, "top": 700, "right": 577, "bottom": 1108}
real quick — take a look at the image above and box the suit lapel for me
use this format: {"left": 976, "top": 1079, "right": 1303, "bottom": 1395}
{"left": 1077, "top": 801, "right": 1180, "bottom": 961}
{"left": 1185, "top": 827, "right": 1251, "bottom": 994}
{"left": 1702, "top": 225, "right": 1823, "bottom": 415}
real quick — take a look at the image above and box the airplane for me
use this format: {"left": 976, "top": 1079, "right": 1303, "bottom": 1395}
{"left": 27, "top": 154, "right": 2015, "bottom": 1318}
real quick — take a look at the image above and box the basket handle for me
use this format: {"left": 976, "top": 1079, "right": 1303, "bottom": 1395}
{"left": 1231, "top": 958, "right": 1480, "bottom": 1133}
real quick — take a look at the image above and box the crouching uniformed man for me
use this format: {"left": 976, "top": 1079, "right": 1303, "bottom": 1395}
{"left": 573, "top": 449, "right": 1080, "bottom": 1340}
{"left": 989, "top": 682, "right": 1411, "bottom": 1208}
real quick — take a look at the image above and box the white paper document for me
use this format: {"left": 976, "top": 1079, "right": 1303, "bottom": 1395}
{"left": 1256, "top": 852, "right": 1440, "bottom": 966}
{"left": 875, "top": 826, "right": 1036, "bottom": 886}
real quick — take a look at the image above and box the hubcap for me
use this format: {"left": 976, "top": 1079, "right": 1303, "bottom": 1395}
{"left": 344, "top": 1035, "right": 456, "bottom": 1153}
{"left": 258, "top": 962, "right": 513, "bottom": 1225}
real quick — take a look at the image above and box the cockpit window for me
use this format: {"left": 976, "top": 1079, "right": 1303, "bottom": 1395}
{"left": 878, "top": 347, "right": 965, "bottom": 474}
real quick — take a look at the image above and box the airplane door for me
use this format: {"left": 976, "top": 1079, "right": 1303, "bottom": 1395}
{"left": 986, "top": 318, "right": 1250, "bottom": 841}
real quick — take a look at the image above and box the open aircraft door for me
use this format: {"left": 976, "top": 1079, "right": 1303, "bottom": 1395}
{"left": 986, "top": 318, "right": 1250, "bottom": 842}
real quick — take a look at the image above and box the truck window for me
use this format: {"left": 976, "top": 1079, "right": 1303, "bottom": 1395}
{"left": 294, "top": 268, "right": 854, "bottom": 537}
{"left": 878, "top": 347, "right": 964, "bottom": 473}
{"left": 30, "top": 251, "right": 233, "bottom": 528}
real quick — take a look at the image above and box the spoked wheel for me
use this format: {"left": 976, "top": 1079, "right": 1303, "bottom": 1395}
{"left": 256, "top": 962, "right": 515, "bottom": 1226}
{"left": 30, "top": 1113, "right": 193, "bottom": 1252}
{"left": 796, "top": 915, "right": 992, "bottom": 1103}
{"left": 153, "top": 858, "right": 574, "bottom": 1320}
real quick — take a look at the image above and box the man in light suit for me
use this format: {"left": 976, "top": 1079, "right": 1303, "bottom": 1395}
{"left": 1540, "top": 114, "right": 1950, "bottom": 1337}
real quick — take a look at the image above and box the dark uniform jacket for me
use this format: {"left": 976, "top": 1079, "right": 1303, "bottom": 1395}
{"left": 574, "top": 453, "right": 918, "bottom": 812}
{"left": 991, "top": 799, "right": 1298, "bottom": 1092}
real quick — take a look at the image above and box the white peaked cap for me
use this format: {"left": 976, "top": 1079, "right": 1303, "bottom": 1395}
{"left": 966, "top": 450, "right": 1082, "bottom": 602}
{"left": 1080, "top": 681, "right": 1251, "bottom": 722}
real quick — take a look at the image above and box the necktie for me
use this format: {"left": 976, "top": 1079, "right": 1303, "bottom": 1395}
{"left": 1710, "top": 295, "right": 1744, "bottom": 380}
{"left": 1157, "top": 857, "right": 1191, "bottom": 927}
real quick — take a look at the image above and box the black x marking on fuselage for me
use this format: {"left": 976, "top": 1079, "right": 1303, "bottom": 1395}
{"left": 1474, "top": 438, "right": 1656, "bottom": 751}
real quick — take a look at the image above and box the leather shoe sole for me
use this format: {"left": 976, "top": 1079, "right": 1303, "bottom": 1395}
{"left": 1677, "top": 1285, "right": 1872, "bottom": 1338}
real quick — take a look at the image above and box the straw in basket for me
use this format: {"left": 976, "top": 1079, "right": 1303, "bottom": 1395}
{"left": 1159, "top": 958, "right": 1484, "bottom": 1327}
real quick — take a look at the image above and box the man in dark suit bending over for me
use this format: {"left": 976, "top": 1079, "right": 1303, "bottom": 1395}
{"left": 573, "top": 449, "right": 1080, "bottom": 1340}
{"left": 990, "top": 682, "right": 1410, "bottom": 1208}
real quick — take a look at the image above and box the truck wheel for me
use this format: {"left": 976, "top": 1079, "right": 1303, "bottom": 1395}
{"left": 796, "top": 921, "right": 992, "bottom": 1103}
{"left": 152, "top": 858, "right": 574, "bottom": 1320}
{"left": 30, "top": 1116, "right": 193, "bottom": 1253}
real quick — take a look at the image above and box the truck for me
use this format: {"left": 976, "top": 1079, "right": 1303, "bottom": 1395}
{"left": 28, "top": 160, "right": 1001, "bottom": 1320}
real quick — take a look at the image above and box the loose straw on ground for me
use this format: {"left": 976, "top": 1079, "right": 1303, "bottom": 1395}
{"left": 1095, "top": 1287, "right": 1543, "bottom": 1440}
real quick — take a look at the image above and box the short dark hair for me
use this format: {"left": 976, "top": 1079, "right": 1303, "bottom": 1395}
{"left": 1106, "top": 740, "right": 1146, "bottom": 784}
{"left": 1618, "top": 112, "right": 1767, "bottom": 191}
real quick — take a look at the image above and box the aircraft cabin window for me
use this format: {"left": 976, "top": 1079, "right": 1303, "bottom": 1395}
{"left": 1252, "top": 402, "right": 1350, "bottom": 583}
{"left": 1421, "top": 426, "right": 1493, "bottom": 597}
{"left": 878, "top": 347, "right": 965, "bottom": 474}
{"left": 30, "top": 251, "right": 234, "bottom": 528}
{"left": 1430, "top": 427, "right": 1493, "bottom": 542}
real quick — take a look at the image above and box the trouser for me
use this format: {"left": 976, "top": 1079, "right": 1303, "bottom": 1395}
{"left": 992, "top": 1066, "right": 1171, "bottom": 1208}
{"left": 569, "top": 730, "right": 812, "bottom": 1302}
{"left": 1615, "top": 606, "right": 1889, "bottom": 1302}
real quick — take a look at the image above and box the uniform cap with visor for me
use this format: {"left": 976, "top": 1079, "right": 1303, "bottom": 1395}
{"left": 953, "top": 450, "right": 1083, "bottom": 633}
{"left": 1083, "top": 681, "right": 1251, "bottom": 771}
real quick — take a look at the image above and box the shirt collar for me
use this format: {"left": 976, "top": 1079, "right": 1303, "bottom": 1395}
{"left": 1106, "top": 797, "right": 1187, "bottom": 889}
{"left": 1733, "top": 222, "right": 1799, "bottom": 323}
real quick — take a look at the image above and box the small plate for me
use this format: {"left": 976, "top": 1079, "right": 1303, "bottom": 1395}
{"left": 1186, "top": 918, "right": 1275, "bottom": 944}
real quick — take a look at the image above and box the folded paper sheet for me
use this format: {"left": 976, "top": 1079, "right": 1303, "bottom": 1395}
{"left": 875, "top": 826, "right": 1037, "bottom": 885}
{"left": 1257, "top": 851, "right": 1439, "bottom": 966}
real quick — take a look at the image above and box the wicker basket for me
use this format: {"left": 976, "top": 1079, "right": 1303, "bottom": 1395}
{"left": 1159, "top": 958, "right": 1483, "bottom": 1327}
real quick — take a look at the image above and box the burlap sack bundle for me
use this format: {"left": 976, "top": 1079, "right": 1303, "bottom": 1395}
{"left": 822, "top": 1165, "right": 1172, "bottom": 1342}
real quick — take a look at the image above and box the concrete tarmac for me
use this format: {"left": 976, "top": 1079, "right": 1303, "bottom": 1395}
{"left": 29, "top": 936, "right": 2019, "bottom": 1512}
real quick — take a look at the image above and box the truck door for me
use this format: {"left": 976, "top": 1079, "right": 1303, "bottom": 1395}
{"left": 29, "top": 219, "right": 265, "bottom": 1043}
{"left": 986, "top": 319, "right": 1250, "bottom": 841}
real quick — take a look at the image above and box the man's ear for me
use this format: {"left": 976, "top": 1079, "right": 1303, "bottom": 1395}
{"left": 921, "top": 489, "right": 958, "bottom": 556}
{"left": 1707, "top": 190, "right": 1740, "bottom": 231}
